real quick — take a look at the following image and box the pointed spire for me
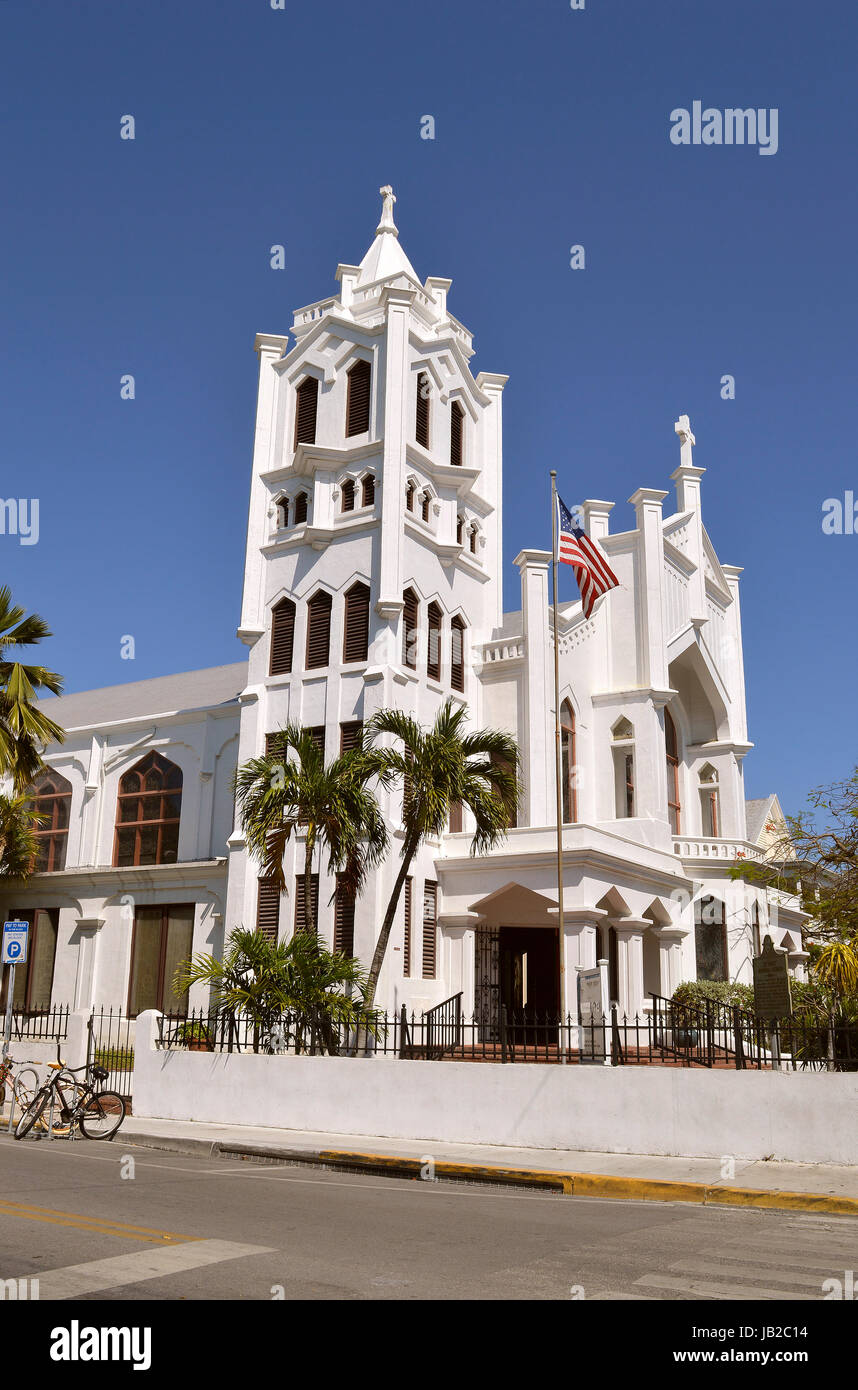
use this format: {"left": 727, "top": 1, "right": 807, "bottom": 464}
{"left": 376, "top": 184, "right": 399, "bottom": 238}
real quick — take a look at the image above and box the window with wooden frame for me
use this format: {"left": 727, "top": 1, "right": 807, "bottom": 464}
{"left": 449, "top": 800, "right": 463, "bottom": 833}
{"left": 276, "top": 496, "right": 290, "bottom": 529}
{"left": 341, "top": 478, "right": 356, "bottom": 513}
{"left": 665, "top": 709, "right": 681, "bottom": 834}
{"left": 420, "top": 491, "right": 431, "bottom": 524}
{"left": 450, "top": 401, "right": 465, "bottom": 466}
{"left": 403, "top": 876, "right": 413, "bottom": 978}
{"left": 694, "top": 896, "right": 727, "bottom": 982}
{"left": 256, "top": 879, "right": 280, "bottom": 942}
{"left": 114, "top": 751, "right": 182, "bottom": 867}
{"left": 361, "top": 473, "right": 375, "bottom": 507}
{"left": 306, "top": 590, "right": 333, "bottom": 669}
{"left": 450, "top": 615, "right": 465, "bottom": 692}
{"left": 128, "top": 903, "right": 195, "bottom": 1016}
{"left": 422, "top": 881, "right": 437, "bottom": 979}
{"left": 334, "top": 876, "right": 355, "bottom": 956}
{"left": 560, "top": 700, "right": 578, "bottom": 824}
{"left": 611, "top": 717, "right": 635, "bottom": 820}
{"left": 456, "top": 515, "right": 464, "bottom": 545}
{"left": 294, "top": 376, "right": 319, "bottom": 447}
{"left": 306, "top": 726, "right": 325, "bottom": 757}
{"left": 427, "top": 601, "right": 442, "bottom": 680}
{"left": 491, "top": 752, "right": 517, "bottom": 829}
{"left": 265, "top": 731, "right": 283, "bottom": 758}
{"left": 402, "top": 588, "right": 419, "bottom": 669}
{"left": 339, "top": 721, "right": 363, "bottom": 755}
{"left": 469, "top": 525, "right": 478, "bottom": 555}
{"left": 269, "top": 597, "right": 296, "bottom": 676}
{"left": 405, "top": 480, "right": 415, "bottom": 512}
{"left": 293, "top": 491, "right": 308, "bottom": 525}
{"left": 346, "top": 359, "right": 371, "bottom": 436}
{"left": 1, "top": 908, "right": 58, "bottom": 1014}
{"left": 416, "top": 371, "right": 430, "bottom": 448}
{"left": 29, "top": 769, "right": 72, "bottom": 872}
{"left": 699, "top": 764, "right": 720, "bottom": 838}
{"left": 294, "top": 874, "right": 319, "bottom": 934}
{"left": 343, "top": 581, "right": 370, "bottom": 664}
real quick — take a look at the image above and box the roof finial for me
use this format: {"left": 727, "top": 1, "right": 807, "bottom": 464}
{"left": 674, "top": 413, "right": 696, "bottom": 466}
{"left": 376, "top": 184, "right": 399, "bottom": 238}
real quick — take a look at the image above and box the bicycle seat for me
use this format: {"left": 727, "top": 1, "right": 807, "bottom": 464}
{"left": 48, "top": 1061, "right": 66, "bottom": 1070}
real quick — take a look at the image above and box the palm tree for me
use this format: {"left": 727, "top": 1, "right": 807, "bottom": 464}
{"left": 0, "top": 792, "right": 44, "bottom": 879}
{"left": 813, "top": 939, "right": 858, "bottom": 997}
{"left": 362, "top": 699, "right": 520, "bottom": 1013}
{"left": 233, "top": 724, "right": 390, "bottom": 938}
{"left": 174, "top": 927, "right": 370, "bottom": 1054}
{"left": 0, "top": 587, "right": 65, "bottom": 789}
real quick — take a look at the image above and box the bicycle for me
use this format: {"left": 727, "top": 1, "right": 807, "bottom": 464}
{"left": 0, "top": 1054, "right": 42, "bottom": 1118}
{"left": 13, "top": 1051, "right": 126, "bottom": 1141}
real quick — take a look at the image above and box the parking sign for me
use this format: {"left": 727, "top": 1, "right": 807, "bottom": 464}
{"left": 2, "top": 921, "right": 29, "bottom": 966}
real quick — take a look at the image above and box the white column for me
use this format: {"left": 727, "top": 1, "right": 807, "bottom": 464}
{"left": 654, "top": 927, "right": 688, "bottom": 998}
{"left": 560, "top": 908, "right": 608, "bottom": 1023}
{"left": 514, "top": 550, "right": 552, "bottom": 827}
{"left": 613, "top": 919, "right": 647, "bottom": 1020}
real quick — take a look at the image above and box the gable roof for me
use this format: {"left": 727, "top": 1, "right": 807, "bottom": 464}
{"left": 37, "top": 662, "right": 248, "bottom": 733}
{"left": 745, "top": 794, "right": 778, "bottom": 845}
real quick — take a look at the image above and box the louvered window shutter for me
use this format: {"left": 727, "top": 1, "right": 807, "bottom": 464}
{"left": 416, "top": 372, "right": 430, "bottom": 447}
{"left": 469, "top": 526, "right": 478, "bottom": 555}
{"left": 339, "top": 721, "right": 363, "bottom": 754}
{"left": 422, "top": 882, "right": 437, "bottom": 979}
{"left": 334, "top": 877, "right": 355, "bottom": 956}
{"left": 256, "top": 879, "right": 280, "bottom": 942}
{"left": 450, "top": 402, "right": 464, "bottom": 466}
{"left": 341, "top": 479, "right": 355, "bottom": 512}
{"left": 306, "top": 591, "right": 332, "bottom": 668}
{"left": 456, "top": 515, "right": 464, "bottom": 545}
{"left": 405, "top": 482, "right": 415, "bottom": 512}
{"left": 421, "top": 492, "right": 430, "bottom": 523}
{"left": 294, "top": 377, "right": 319, "bottom": 447}
{"left": 403, "top": 877, "right": 412, "bottom": 978}
{"left": 449, "top": 800, "right": 463, "bottom": 833}
{"left": 294, "top": 492, "right": 308, "bottom": 524}
{"left": 346, "top": 360, "right": 371, "bottom": 436}
{"left": 361, "top": 473, "right": 375, "bottom": 507}
{"left": 343, "top": 582, "right": 370, "bottom": 663}
{"left": 269, "top": 599, "right": 295, "bottom": 676}
{"left": 294, "top": 874, "right": 319, "bottom": 933}
{"left": 427, "top": 602, "right": 442, "bottom": 681}
{"left": 402, "top": 589, "right": 418, "bottom": 669}
{"left": 307, "top": 725, "right": 325, "bottom": 757}
{"left": 277, "top": 497, "right": 289, "bottom": 528}
{"left": 450, "top": 615, "right": 465, "bottom": 692}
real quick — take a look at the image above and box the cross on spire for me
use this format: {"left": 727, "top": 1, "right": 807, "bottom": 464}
{"left": 674, "top": 413, "right": 696, "bottom": 467}
{"left": 376, "top": 184, "right": 399, "bottom": 237}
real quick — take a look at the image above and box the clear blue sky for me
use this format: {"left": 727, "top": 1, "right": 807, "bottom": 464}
{"left": 2, "top": 0, "right": 855, "bottom": 817}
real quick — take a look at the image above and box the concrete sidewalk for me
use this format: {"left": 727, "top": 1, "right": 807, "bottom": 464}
{"left": 118, "top": 1116, "right": 858, "bottom": 1216}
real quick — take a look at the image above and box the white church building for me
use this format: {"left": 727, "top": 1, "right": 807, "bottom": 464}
{"left": 2, "top": 187, "right": 808, "bottom": 1028}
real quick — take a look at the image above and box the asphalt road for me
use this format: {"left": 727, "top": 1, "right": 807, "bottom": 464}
{"left": 0, "top": 1133, "right": 856, "bottom": 1301}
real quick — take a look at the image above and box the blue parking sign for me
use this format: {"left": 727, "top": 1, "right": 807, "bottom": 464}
{"left": 2, "top": 921, "right": 29, "bottom": 966}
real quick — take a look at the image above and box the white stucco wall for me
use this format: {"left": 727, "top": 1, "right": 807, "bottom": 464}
{"left": 132, "top": 1013, "right": 858, "bottom": 1165}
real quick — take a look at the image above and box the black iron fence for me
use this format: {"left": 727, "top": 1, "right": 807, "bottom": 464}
{"left": 7, "top": 1004, "right": 69, "bottom": 1042}
{"left": 156, "top": 996, "right": 858, "bottom": 1071}
{"left": 87, "top": 1008, "right": 134, "bottom": 1101}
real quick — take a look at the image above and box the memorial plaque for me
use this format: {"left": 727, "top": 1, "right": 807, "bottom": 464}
{"left": 752, "top": 934, "right": 792, "bottom": 1021}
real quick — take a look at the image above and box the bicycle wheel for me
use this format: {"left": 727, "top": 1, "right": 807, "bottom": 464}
{"left": 14, "top": 1087, "right": 49, "bottom": 1139}
{"left": 12, "top": 1068, "right": 40, "bottom": 1118}
{"left": 79, "top": 1090, "right": 126, "bottom": 1140}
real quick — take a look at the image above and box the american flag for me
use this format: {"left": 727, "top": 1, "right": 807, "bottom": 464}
{"left": 556, "top": 495, "right": 619, "bottom": 618}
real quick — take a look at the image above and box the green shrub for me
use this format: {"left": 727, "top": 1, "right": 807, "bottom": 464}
{"left": 672, "top": 979, "right": 754, "bottom": 1011}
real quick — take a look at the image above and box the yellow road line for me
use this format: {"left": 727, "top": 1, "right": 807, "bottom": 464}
{"left": 0, "top": 1198, "right": 200, "bottom": 1245}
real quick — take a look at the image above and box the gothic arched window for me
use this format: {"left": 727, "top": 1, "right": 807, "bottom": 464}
{"left": 341, "top": 478, "right": 356, "bottom": 513}
{"left": 450, "top": 401, "right": 465, "bottom": 466}
{"left": 346, "top": 359, "right": 371, "bottom": 436}
{"left": 29, "top": 768, "right": 72, "bottom": 872}
{"left": 665, "top": 709, "right": 681, "bottom": 834}
{"left": 416, "top": 372, "right": 430, "bottom": 448}
{"left": 294, "top": 377, "right": 319, "bottom": 447}
{"left": 561, "top": 701, "right": 577, "bottom": 824}
{"left": 361, "top": 473, "right": 375, "bottom": 507}
{"left": 343, "top": 581, "right": 370, "bottom": 664}
{"left": 114, "top": 751, "right": 182, "bottom": 867}
{"left": 293, "top": 491, "right": 308, "bottom": 525}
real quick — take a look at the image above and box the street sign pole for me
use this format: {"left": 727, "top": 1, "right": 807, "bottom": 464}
{"left": 2, "top": 964, "right": 15, "bottom": 1061}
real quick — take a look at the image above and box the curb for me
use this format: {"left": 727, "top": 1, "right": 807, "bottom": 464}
{"left": 121, "top": 1130, "right": 858, "bottom": 1217}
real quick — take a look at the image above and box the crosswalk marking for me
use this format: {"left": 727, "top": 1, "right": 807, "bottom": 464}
{"left": 635, "top": 1274, "right": 818, "bottom": 1300}
{"left": 665, "top": 1257, "right": 831, "bottom": 1292}
{"left": 14, "top": 1239, "right": 274, "bottom": 1299}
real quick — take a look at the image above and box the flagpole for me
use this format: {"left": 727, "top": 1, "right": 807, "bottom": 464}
{"left": 550, "top": 471, "right": 566, "bottom": 1062}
